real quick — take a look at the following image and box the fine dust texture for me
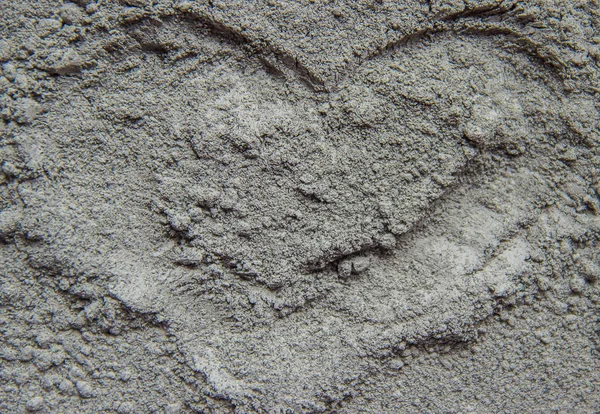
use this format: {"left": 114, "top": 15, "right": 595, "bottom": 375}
{"left": 1, "top": 1, "right": 600, "bottom": 413}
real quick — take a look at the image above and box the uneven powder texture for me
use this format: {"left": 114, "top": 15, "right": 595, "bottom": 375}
{"left": 1, "top": 0, "right": 600, "bottom": 412}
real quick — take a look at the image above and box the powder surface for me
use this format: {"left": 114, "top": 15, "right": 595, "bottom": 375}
{"left": 1, "top": 1, "right": 599, "bottom": 412}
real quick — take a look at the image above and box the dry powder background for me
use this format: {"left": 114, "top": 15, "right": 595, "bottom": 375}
{"left": 1, "top": 0, "right": 600, "bottom": 413}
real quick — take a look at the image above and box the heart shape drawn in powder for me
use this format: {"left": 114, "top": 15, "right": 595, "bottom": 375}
{"left": 125, "top": 18, "right": 558, "bottom": 314}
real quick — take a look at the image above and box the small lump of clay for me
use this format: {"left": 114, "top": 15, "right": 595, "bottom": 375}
{"left": 76, "top": 381, "right": 94, "bottom": 398}
{"left": 352, "top": 256, "right": 371, "bottom": 273}
{"left": 43, "top": 48, "right": 84, "bottom": 75}
{"left": 377, "top": 233, "right": 396, "bottom": 250}
{"left": 25, "top": 396, "right": 44, "bottom": 411}
{"left": 463, "top": 103, "right": 500, "bottom": 148}
{"left": 338, "top": 259, "right": 353, "bottom": 279}
{"left": 569, "top": 276, "right": 586, "bottom": 294}
{"left": 59, "top": 3, "right": 84, "bottom": 25}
